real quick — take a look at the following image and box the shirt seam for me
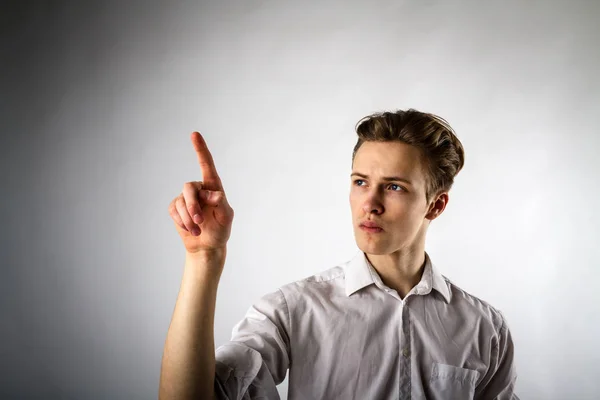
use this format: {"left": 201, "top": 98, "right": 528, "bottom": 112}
{"left": 306, "top": 268, "right": 346, "bottom": 284}
{"left": 278, "top": 288, "right": 292, "bottom": 363}
{"left": 494, "top": 311, "right": 506, "bottom": 350}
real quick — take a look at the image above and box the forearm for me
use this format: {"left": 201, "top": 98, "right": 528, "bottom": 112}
{"left": 159, "top": 248, "right": 226, "bottom": 400}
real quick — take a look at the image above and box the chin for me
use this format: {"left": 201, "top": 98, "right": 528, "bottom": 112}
{"left": 356, "top": 238, "right": 389, "bottom": 255}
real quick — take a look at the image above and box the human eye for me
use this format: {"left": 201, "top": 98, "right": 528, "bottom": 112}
{"left": 353, "top": 179, "right": 365, "bottom": 186}
{"left": 389, "top": 184, "right": 404, "bottom": 192}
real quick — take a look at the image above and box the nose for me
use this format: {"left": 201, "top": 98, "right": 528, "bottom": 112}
{"left": 362, "top": 196, "right": 383, "bottom": 215}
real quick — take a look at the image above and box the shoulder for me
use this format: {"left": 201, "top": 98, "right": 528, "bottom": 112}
{"left": 250, "top": 261, "right": 347, "bottom": 315}
{"left": 443, "top": 275, "right": 509, "bottom": 333}
{"left": 281, "top": 264, "right": 346, "bottom": 292}
{"left": 277, "top": 262, "right": 347, "bottom": 301}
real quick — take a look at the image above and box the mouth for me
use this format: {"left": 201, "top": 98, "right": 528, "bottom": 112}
{"left": 360, "top": 225, "right": 383, "bottom": 233}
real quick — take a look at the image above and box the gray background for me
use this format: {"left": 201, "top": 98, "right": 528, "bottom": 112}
{"left": 2, "top": 0, "right": 599, "bottom": 399}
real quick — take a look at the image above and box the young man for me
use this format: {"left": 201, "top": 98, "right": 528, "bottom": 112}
{"left": 159, "top": 109, "right": 519, "bottom": 399}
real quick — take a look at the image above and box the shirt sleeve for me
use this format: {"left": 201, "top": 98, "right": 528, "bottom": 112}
{"left": 214, "top": 288, "right": 291, "bottom": 400}
{"left": 475, "top": 310, "right": 520, "bottom": 400}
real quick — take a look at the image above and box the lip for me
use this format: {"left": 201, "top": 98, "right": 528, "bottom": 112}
{"left": 359, "top": 222, "right": 383, "bottom": 232}
{"left": 360, "top": 225, "right": 383, "bottom": 233}
{"left": 360, "top": 221, "right": 382, "bottom": 229}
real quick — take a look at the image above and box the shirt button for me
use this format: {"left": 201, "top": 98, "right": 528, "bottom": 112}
{"left": 402, "top": 348, "right": 410, "bottom": 358}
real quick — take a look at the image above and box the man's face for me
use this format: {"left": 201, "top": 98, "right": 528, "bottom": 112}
{"left": 349, "top": 141, "right": 440, "bottom": 255}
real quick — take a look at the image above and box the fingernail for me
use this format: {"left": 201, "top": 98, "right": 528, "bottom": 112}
{"left": 192, "top": 227, "right": 200, "bottom": 236}
{"left": 193, "top": 214, "right": 202, "bottom": 224}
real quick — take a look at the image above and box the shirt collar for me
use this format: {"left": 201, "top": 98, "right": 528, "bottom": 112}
{"left": 344, "top": 250, "right": 451, "bottom": 303}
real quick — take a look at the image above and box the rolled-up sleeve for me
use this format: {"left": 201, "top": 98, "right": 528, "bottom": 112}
{"left": 475, "top": 311, "right": 519, "bottom": 399}
{"left": 214, "top": 288, "right": 291, "bottom": 400}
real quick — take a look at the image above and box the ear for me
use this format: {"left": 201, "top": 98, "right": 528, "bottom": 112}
{"left": 425, "top": 192, "right": 449, "bottom": 221}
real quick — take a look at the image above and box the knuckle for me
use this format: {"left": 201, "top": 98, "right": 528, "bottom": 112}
{"left": 180, "top": 212, "right": 192, "bottom": 224}
{"left": 170, "top": 202, "right": 181, "bottom": 216}
{"left": 187, "top": 203, "right": 198, "bottom": 215}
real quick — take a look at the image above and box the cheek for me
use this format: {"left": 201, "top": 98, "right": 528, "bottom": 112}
{"left": 348, "top": 192, "right": 359, "bottom": 208}
{"left": 390, "top": 202, "right": 424, "bottom": 225}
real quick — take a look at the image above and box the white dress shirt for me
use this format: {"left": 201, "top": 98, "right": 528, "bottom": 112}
{"left": 214, "top": 250, "right": 519, "bottom": 399}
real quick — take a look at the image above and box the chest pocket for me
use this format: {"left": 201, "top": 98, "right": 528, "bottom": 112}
{"left": 428, "top": 362, "right": 481, "bottom": 400}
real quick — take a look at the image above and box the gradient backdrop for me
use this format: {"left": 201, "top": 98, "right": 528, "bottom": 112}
{"left": 2, "top": 1, "right": 599, "bottom": 399}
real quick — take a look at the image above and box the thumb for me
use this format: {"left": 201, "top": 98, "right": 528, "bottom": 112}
{"left": 199, "top": 189, "right": 223, "bottom": 206}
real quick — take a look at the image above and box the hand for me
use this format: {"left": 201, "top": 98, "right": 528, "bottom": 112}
{"left": 168, "top": 132, "right": 234, "bottom": 254}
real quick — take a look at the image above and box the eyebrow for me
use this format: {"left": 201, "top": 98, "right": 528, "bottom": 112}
{"left": 351, "top": 172, "right": 413, "bottom": 185}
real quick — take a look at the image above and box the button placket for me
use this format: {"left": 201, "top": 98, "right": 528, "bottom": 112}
{"left": 398, "top": 301, "right": 411, "bottom": 397}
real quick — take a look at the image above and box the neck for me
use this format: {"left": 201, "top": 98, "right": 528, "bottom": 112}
{"left": 365, "top": 246, "right": 426, "bottom": 299}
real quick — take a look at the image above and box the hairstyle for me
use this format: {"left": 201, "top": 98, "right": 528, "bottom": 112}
{"left": 352, "top": 108, "right": 465, "bottom": 204}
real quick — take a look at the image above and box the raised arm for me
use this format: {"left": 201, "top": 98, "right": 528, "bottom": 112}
{"left": 159, "top": 132, "right": 235, "bottom": 399}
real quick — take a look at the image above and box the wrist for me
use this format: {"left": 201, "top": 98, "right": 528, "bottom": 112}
{"left": 184, "top": 247, "right": 227, "bottom": 281}
{"left": 185, "top": 247, "right": 227, "bottom": 261}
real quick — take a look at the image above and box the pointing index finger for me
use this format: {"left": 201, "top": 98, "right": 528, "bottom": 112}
{"left": 191, "top": 131, "right": 223, "bottom": 191}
